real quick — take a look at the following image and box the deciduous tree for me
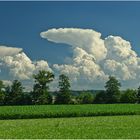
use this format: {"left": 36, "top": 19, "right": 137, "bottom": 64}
{"left": 32, "top": 70, "right": 54, "bottom": 104}
{"left": 120, "top": 89, "right": 137, "bottom": 103}
{"left": 55, "top": 74, "right": 71, "bottom": 104}
{"left": 0, "top": 80, "right": 5, "bottom": 105}
{"left": 105, "top": 76, "right": 121, "bottom": 103}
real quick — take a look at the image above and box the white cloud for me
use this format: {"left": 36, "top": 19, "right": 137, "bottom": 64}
{"left": 0, "top": 46, "right": 52, "bottom": 90}
{"left": 52, "top": 48, "right": 108, "bottom": 90}
{"left": 104, "top": 36, "right": 138, "bottom": 65}
{"left": 41, "top": 28, "right": 107, "bottom": 62}
{"left": 35, "top": 60, "right": 52, "bottom": 72}
{"left": 1, "top": 52, "right": 52, "bottom": 80}
{"left": 103, "top": 59, "right": 134, "bottom": 80}
{"left": 2, "top": 52, "right": 35, "bottom": 80}
{"left": 0, "top": 46, "right": 22, "bottom": 57}
{"left": 41, "top": 28, "right": 140, "bottom": 90}
{"left": 2, "top": 80, "right": 12, "bottom": 86}
{"left": 1, "top": 28, "right": 140, "bottom": 91}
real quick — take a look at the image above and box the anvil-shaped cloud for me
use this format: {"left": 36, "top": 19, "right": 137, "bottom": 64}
{"left": 40, "top": 28, "right": 140, "bottom": 90}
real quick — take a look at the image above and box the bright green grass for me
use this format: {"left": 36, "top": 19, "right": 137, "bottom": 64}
{"left": 0, "top": 104, "right": 140, "bottom": 119}
{"left": 0, "top": 115, "right": 140, "bottom": 139}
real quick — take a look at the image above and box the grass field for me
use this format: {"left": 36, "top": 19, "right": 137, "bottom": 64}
{"left": 0, "top": 104, "right": 140, "bottom": 139}
{"left": 0, "top": 104, "right": 140, "bottom": 119}
{"left": 0, "top": 115, "right": 140, "bottom": 139}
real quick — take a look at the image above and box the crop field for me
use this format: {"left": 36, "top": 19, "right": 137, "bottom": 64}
{"left": 0, "top": 115, "right": 140, "bottom": 139}
{"left": 0, "top": 104, "right": 140, "bottom": 119}
{"left": 0, "top": 104, "right": 140, "bottom": 139}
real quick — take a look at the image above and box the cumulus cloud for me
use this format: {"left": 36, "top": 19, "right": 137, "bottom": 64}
{"left": 41, "top": 28, "right": 140, "bottom": 90}
{"left": 53, "top": 46, "right": 108, "bottom": 90}
{"left": 1, "top": 52, "right": 52, "bottom": 80}
{"left": 0, "top": 46, "right": 52, "bottom": 90}
{"left": 1, "top": 28, "right": 140, "bottom": 91}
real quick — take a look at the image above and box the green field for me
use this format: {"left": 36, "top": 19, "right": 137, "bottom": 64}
{"left": 0, "top": 115, "right": 140, "bottom": 139}
{"left": 0, "top": 104, "right": 140, "bottom": 119}
{"left": 0, "top": 104, "right": 140, "bottom": 139}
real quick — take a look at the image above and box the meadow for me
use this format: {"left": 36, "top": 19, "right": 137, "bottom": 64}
{"left": 0, "top": 115, "right": 140, "bottom": 139}
{"left": 0, "top": 104, "right": 140, "bottom": 119}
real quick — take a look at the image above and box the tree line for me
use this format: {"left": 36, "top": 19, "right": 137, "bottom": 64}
{"left": 0, "top": 70, "right": 140, "bottom": 105}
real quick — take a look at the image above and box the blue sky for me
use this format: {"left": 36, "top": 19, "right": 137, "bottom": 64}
{"left": 0, "top": 1, "right": 140, "bottom": 64}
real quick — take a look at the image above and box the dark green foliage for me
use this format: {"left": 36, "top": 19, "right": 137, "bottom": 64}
{"left": 4, "top": 86, "right": 32, "bottom": 105}
{"left": 33, "top": 70, "right": 54, "bottom": 90}
{"left": 32, "top": 70, "right": 54, "bottom": 104}
{"left": 58, "top": 74, "right": 70, "bottom": 93}
{"left": 120, "top": 89, "right": 137, "bottom": 103}
{"left": 0, "top": 80, "right": 5, "bottom": 105}
{"left": 10, "top": 80, "right": 24, "bottom": 105}
{"left": 105, "top": 76, "right": 121, "bottom": 103}
{"left": 55, "top": 74, "right": 71, "bottom": 104}
{"left": 17, "top": 93, "right": 32, "bottom": 105}
{"left": 37, "top": 92, "right": 52, "bottom": 105}
{"left": 4, "top": 86, "right": 12, "bottom": 105}
{"left": 137, "top": 86, "right": 140, "bottom": 103}
{"left": 76, "top": 92, "right": 94, "bottom": 104}
{"left": 94, "top": 91, "right": 107, "bottom": 104}
{"left": 4, "top": 80, "right": 24, "bottom": 105}
{"left": 1, "top": 74, "right": 140, "bottom": 105}
{"left": 0, "top": 104, "right": 140, "bottom": 120}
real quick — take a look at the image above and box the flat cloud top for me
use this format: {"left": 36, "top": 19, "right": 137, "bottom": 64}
{"left": 0, "top": 46, "right": 22, "bottom": 57}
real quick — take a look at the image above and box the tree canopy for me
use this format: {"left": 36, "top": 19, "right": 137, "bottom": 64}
{"left": 0, "top": 80, "right": 5, "bottom": 105}
{"left": 32, "top": 70, "right": 54, "bottom": 104}
{"left": 120, "top": 89, "right": 137, "bottom": 103}
{"left": 55, "top": 74, "right": 71, "bottom": 104}
{"left": 105, "top": 76, "right": 121, "bottom": 103}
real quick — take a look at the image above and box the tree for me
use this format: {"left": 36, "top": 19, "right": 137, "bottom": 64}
{"left": 5, "top": 80, "right": 24, "bottom": 105}
{"left": 32, "top": 70, "right": 54, "bottom": 104}
{"left": 105, "top": 76, "right": 121, "bottom": 103}
{"left": 76, "top": 92, "right": 94, "bottom": 104}
{"left": 4, "top": 85, "right": 12, "bottom": 105}
{"left": 0, "top": 80, "right": 5, "bottom": 105}
{"left": 137, "top": 86, "right": 140, "bottom": 103}
{"left": 120, "top": 89, "right": 137, "bottom": 103}
{"left": 94, "top": 91, "right": 107, "bottom": 104}
{"left": 17, "top": 92, "right": 32, "bottom": 105}
{"left": 55, "top": 74, "right": 71, "bottom": 104}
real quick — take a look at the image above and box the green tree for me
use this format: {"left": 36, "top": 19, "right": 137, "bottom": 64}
{"left": 18, "top": 92, "right": 32, "bottom": 105}
{"left": 120, "top": 89, "right": 137, "bottom": 103}
{"left": 5, "top": 80, "right": 24, "bottom": 105}
{"left": 32, "top": 70, "right": 54, "bottom": 104}
{"left": 55, "top": 74, "right": 71, "bottom": 104}
{"left": 94, "top": 91, "right": 107, "bottom": 104}
{"left": 105, "top": 76, "right": 121, "bottom": 103}
{"left": 0, "top": 80, "right": 5, "bottom": 105}
{"left": 137, "top": 86, "right": 140, "bottom": 103}
{"left": 76, "top": 92, "right": 94, "bottom": 104}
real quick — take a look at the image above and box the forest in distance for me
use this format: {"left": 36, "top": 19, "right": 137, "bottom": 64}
{"left": 0, "top": 70, "right": 140, "bottom": 106}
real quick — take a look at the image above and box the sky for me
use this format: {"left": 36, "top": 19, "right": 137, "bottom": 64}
{"left": 0, "top": 1, "right": 140, "bottom": 90}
